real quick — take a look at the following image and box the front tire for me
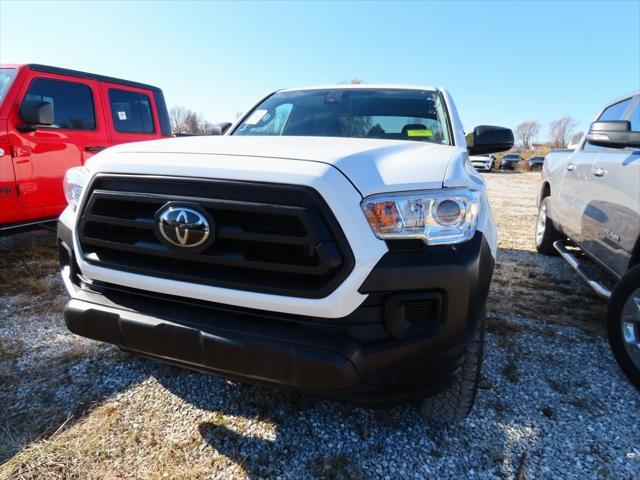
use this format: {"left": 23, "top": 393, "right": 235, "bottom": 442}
{"left": 421, "top": 314, "right": 484, "bottom": 423}
{"left": 607, "top": 265, "right": 640, "bottom": 390}
{"left": 535, "top": 197, "right": 561, "bottom": 255}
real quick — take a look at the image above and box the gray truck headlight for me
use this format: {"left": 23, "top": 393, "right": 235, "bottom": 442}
{"left": 63, "top": 166, "right": 90, "bottom": 210}
{"left": 361, "top": 188, "right": 481, "bottom": 245}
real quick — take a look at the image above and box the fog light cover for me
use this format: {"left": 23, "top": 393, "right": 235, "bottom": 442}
{"left": 384, "top": 292, "right": 442, "bottom": 338}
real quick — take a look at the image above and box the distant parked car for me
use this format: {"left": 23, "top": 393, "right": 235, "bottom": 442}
{"left": 528, "top": 156, "right": 545, "bottom": 170}
{"left": 536, "top": 91, "right": 640, "bottom": 389}
{"left": 501, "top": 153, "right": 522, "bottom": 170}
{"left": 469, "top": 154, "right": 495, "bottom": 172}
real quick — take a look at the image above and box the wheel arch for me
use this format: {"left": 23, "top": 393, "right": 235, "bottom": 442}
{"left": 538, "top": 182, "right": 551, "bottom": 206}
{"left": 629, "top": 235, "right": 640, "bottom": 270}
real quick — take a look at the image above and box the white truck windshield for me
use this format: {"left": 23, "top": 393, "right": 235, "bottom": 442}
{"left": 233, "top": 88, "right": 451, "bottom": 145}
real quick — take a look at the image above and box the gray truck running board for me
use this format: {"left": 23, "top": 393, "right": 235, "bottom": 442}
{"left": 553, "top": 240, "right": 612, "bottom": 299}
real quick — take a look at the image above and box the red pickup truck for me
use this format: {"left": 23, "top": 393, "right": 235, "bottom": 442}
{"left": 0, "top": 64, "right": 171, "bottom": 234}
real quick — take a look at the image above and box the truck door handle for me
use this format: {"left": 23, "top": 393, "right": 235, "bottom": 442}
{"left": 85, "top": 145, "right": 106, "bottom": 152}
{"left": 591, "top": 167, "right": 607, "bottom": 177}
{"left": 565, "top": 163, "right": 576, "bottom": 172}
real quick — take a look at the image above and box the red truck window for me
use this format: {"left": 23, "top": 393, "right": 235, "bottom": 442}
{"left": 108, "top": 88, "right": 154, "bottom": 133}
{"left": 23, "top": 78, "right": 95, "bottom": 130}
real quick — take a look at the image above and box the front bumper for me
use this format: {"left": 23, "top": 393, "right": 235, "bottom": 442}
{"left": 59, "top": 222, "right": 494, "bottom": 406}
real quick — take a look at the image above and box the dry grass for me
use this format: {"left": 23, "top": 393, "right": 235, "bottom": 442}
{"left": 485, "top": 172, "right": 607, "bottom": 331}
{"left": 0, "top": 337, "right": 26, "bottom": 362}
{"left": 0, "top": 232, "right": 58, "bottom": 296}
{"left": 1, "top": 398, "right": 235, "bottom": 480}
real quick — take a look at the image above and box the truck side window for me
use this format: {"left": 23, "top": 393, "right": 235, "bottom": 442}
{"left": 108, "top": 89, "right": 154, "bottom": 133}
{"left": 23, "top": 78, "right": 95, "bottom": 130}
{"left": 628, "top": 101, "right": 639, "bottom": 132}
{"left": 598, "top": 98, "right": 633, "bottom": 122}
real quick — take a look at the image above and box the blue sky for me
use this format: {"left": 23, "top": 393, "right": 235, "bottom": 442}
{"left": 1, "top": 0, "right": 639, "bottom": 140}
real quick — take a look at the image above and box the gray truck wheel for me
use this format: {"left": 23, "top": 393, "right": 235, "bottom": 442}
{"left": 535, "top": 196, "right": 561, "bottom": 255}
{"left": 608, "top": 264, "right": 640, "bottom": 390}
{"left": 421, "top": 315, "right": 484, "bottom": 423}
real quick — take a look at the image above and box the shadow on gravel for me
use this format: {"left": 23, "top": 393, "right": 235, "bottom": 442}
{"left": 164, "top": 377, "right": 367, "bottom": 479}
{"left": 155, "top": 373, "right": 510, "bottom": 479}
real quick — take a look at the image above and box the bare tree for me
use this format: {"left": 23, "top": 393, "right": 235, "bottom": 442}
{"left": 570, "top": 131, "right": 585, "bottom": 146}
{"left": 170, "top": 106, "right": 218, "bottom": 135}
{"left": 515, "top": 121, "right": 541, "bottom": 149}
{"left": 199, "top": 121, "right": 221, "bottom": 135}
{"left": 169, "top": 106, "right": 190, "bottom": 134}
{"left": 549, "top": 116, "right": 579, "bottom": 148}
{"left": 184, "top": 111, "right": 201, "bottom": 134}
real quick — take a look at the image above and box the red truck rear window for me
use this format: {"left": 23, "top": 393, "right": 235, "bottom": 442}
{"left": 108, "top": 88, "right": 154, "bottom": 133}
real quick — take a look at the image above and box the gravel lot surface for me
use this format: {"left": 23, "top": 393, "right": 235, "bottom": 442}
{"left": 1, "top": 172, "right": 639, "bottom": 479}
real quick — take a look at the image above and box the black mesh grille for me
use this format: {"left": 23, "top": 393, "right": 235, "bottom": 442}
{"left": 383, "top": 293, "right": 442, "bottom": 338}
{"left": 402, "top": 299, "right": 439, "bottom": 331}
{"left": 77, "top": 175, "right": 354, "bottom": 298}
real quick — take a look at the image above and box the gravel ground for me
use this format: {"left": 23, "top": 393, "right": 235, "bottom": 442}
{"left": 1, "top": 171, "right": 639, "bottom": 479}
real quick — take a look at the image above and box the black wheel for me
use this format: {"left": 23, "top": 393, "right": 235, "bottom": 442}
{"left": 421, "top": 314, "right": 484, "bottom": 423}
{"left": 535, "top": 197, "right": 561, "bottom": 255}
{"left": 607, "top": 264, "right": 640, "bottom": 390}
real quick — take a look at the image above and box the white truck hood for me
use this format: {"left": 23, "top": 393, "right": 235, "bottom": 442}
{"left": 91, "top": 136, "right": 466, "bottom": 198}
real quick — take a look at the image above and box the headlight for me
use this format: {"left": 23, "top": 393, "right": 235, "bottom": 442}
{"left": 63, "top": 166, "right": 90, "bottom": 210}
{"left": 361, "top": 188, "right": 481, "bottom": 245}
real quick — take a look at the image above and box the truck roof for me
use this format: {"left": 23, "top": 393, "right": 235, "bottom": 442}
{"left": 0, "top": 63, "right": 163, "bottom": 92}
{"left": 279, "top": 84, "right": 439, "bottom": 92}
{"left": 606, "top": 90, "right": 640, "bottom": 106}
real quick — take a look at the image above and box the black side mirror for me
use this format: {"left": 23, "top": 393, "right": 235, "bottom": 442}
{"left": 19, "top": 101, "right": 53, "bottom": 126}
{"left": 586, "top": 121, "right": 640, "bottom": 149}
{"left": 467, "top": 125, "right": 514, "bottom": 155}
{"left": 217, "top": 122, "right": 232, "bottom": 134}
{"left": 208, "top": 125, "right": 223, "bottom": 136}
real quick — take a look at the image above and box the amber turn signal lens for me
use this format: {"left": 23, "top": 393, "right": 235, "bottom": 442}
{"left": 363, "top": 201, "right": 400, "bottom": 232}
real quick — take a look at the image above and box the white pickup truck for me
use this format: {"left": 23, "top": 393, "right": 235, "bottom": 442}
{"left": 536, "top": 91, "right": 640, "bottom": 389}
{"left": 57, "top": 85, "right": 513, "bottom": 421}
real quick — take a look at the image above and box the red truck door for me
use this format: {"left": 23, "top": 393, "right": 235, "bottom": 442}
{"left": 11, "top": 71, "right": 108, "bottom": 212}
{"left": 99, "top": 81, "right": 162, "bottom": 145}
